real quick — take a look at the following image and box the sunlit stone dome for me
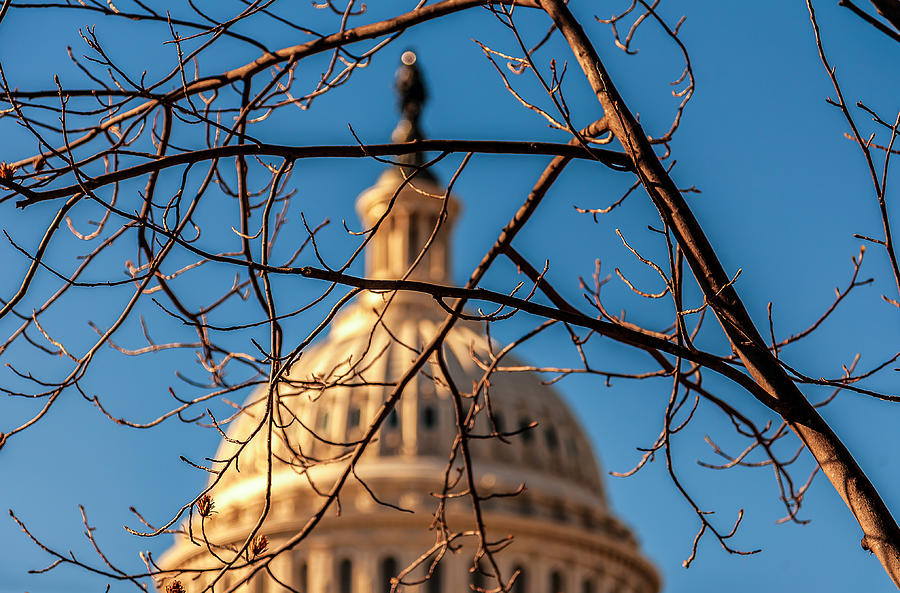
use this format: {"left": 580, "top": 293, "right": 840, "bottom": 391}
{"left": 161, "top": 52, "right": 660, "bottom": 593}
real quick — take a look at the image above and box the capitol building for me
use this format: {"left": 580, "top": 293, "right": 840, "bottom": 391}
{"left": 161, "top": 53, "right": 660, "bottom": 593}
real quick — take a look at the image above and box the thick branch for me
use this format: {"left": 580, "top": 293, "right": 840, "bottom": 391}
{"left": 296, "top": 266, "right": 782, "bottom": 412}
{"left": 539, "top": 0, "right": 900, "bottom": 584}
{"left": 8, "top": 140, "right": 629, "bottom": 207}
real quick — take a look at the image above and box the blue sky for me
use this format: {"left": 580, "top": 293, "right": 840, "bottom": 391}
{"left": 1, "top": 1, "right": 899, "bottom": 592}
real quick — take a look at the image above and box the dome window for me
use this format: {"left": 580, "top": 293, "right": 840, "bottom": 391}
{"left": 518, "top": 417, "right": 533, "bottom": 443}
{"left": 582, "top": 578, "right": 595, "bottom": 593}
{"left": 348, "top": 406, "right": 361, "bottom": 429}
{"left": 511, "top": 565, "right": 527, "bottom": 593}
{"left": 422, "top": 404, "right": 437, "bottom": 430}
{"left": 298, "top": 560, "right": 308, "bottom": 592}
{"left": 545, "top": 426, "right": 559, "bottom": 451}
{"left": 387, "top": 408, "right": 400, "bottom": 430}
{"left": 552, "top": 501, "right": 566, "bottom": 522}
{"left": 582, "top": 508, "right": 595, "bottom": 530}
{"left": 427, "top": 560, "right": 442, "bottom": 593}
{"left": 550, "top": 569, "right": 565, "bottom": 593}
{"left": 338, "top": 558, "right": 353, "bottom": 593}
{"left": 493, "top": 412, "right": 505, "bottom": 434}
{"left": 380, "top": 556, "right": 398, "bottom": 593}
{"left": 317, "top": 410, "right": 330, "bottom": 431}
{"left": 470, "top": 561, "right": 486, "bottom": 591}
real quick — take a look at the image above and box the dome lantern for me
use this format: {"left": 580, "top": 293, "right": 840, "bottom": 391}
{"left": 356, "top": 50, "right": 459, "bottom": 285}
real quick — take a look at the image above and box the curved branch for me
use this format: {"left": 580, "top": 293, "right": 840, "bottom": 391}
{"left": 539, "top": 0, "right": 900, "bottom": 583}
{"left": 8, "top": 139, "right": 630, "bottom": 207}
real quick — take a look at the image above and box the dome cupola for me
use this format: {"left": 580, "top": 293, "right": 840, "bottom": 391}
{"left": 356, "top": 50, "right": 459, "bottom": 286}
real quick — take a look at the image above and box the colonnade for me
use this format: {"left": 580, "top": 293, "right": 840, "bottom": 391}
{"left": 251, "top": 539, "right": 654, "bottom": 593}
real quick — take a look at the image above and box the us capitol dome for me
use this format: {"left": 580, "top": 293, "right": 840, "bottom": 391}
{"left": 161, "top": 52, "right": 660, "bottom": 593}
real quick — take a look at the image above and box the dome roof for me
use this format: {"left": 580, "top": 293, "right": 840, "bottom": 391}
{"left": 212, "top": 298, "right": 606, "bottom": 502}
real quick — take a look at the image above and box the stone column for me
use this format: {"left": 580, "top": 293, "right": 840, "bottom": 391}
{"left": 357, "top": 547, "right": 377, "bottom": 593}
{"left": 570, "top": 560, "right": 588, "bottom": 593}
{"left": 444, "top": 548, "right": 469, "bottom": 593}
{"left": 308, "top": 547, "right": 332, "bottom": 593}
{"left": 531, "top": 556, "right": 549, "bottom": 593}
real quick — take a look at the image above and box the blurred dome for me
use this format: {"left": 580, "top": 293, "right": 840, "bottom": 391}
{"left": 161, "top": 53, "right": 659, "bottom": 593}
